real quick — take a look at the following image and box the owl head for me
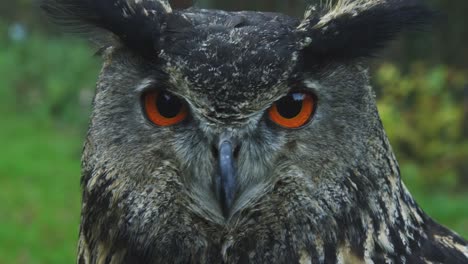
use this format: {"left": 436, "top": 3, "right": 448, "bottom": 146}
{"left": 42, "top": 0, "right": 431, "bottom": 224}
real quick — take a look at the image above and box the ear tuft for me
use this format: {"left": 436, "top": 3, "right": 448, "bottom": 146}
{"left": 297, "top": 0, "right": 434, "bottom": 66}
{"left": 41, "top": 0, "right": 173, "bottom": 56}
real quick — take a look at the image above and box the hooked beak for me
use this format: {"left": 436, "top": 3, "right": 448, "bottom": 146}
{"left": 215, "top": 137, "right": 237, "bottom": 217}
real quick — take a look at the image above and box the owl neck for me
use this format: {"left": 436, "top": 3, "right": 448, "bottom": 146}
{"left": 320, "top": 128, "right": 436, "bottom": 261}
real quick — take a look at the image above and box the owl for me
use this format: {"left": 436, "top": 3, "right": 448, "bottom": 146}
{"left": 41, "top": 0, "right": 468, "bottom": 263}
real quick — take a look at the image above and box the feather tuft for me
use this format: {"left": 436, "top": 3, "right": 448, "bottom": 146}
{"left": 41, "top": 0, "right": 173, "bottom": 56}
{"left": 298, "top": 0, "right": 434, "bottom": 66}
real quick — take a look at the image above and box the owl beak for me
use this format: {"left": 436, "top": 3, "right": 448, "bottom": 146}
{"left": 216, "top": 138, "right": 237, "bottom": 217}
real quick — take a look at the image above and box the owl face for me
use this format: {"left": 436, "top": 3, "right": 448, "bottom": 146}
{"left": 89, "top": 32, "right": 377, "bottom": 223}
{"left": 43, "top": 0, "right": 431, "bottom": 225}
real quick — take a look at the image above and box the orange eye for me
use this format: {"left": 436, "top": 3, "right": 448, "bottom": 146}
{"left": 268, "top": 92, "right": 316, "bottom": 128}
{"left": 143, "top": 90, "right": 188, "bottom": 126}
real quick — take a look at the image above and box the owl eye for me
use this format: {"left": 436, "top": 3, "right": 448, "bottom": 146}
{"left": 143, "top": 90, "right": 188, "bottom": 126}
{"left": 268, "top": 92, "right": 316, "bottom": 128}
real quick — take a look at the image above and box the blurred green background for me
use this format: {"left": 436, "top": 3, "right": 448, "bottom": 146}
{"left": 0, "top": 0, "right": 466, "bottom": 263}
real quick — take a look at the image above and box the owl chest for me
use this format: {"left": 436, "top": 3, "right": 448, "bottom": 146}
{"left": 115, "top": 227, "right": 326, "bottom": 264}
{"left": 104, "top": 215, "right": 360, "bottom": 264}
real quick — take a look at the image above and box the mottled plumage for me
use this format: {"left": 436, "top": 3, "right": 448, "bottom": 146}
{"left": 41, "top": 0, "right": 468, "bottom": 263}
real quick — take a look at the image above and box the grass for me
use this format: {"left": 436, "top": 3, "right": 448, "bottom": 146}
{"left": 0, "top": 111, "right": 466, "bottom": 264}
{"left": 0, "top": 113, "right": 83, "bottom": 264}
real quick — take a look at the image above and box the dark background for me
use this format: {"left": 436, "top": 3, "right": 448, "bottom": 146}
{"left": 0, "top": 0, "right": 466, "bottom": 263}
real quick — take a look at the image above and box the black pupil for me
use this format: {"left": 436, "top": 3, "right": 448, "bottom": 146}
{"left": 156, "top": 92, "right": 183, "bottom": 118}
{"left": 276, "top": 93, "right": 304, "bottom": 118}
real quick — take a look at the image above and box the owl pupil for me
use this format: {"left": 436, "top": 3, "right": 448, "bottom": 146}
{"left": 276, "top": 93, "right": 303, "bottom": 119}
{"left": 156, "top": 92, "right": 182, "bottom": 118}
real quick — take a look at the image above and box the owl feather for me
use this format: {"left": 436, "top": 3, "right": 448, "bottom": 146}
{"left": 298, "top": 0, "right": 434, "bottom": 66}
{"left": 41, "top": 0, "right": 172, "bottom": 55}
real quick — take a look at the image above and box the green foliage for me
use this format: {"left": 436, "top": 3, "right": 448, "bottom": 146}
{"left": 375, "top": 63, "right": 468, "bottom": 240}
{"left": 376, "top": 63, "right": 468, "bottom": 191}
{"left": 0, "top": 24, "right": 99, "bottom": 263}
{"left": 0, "top": 24, "right": 99, "bottom": 127}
